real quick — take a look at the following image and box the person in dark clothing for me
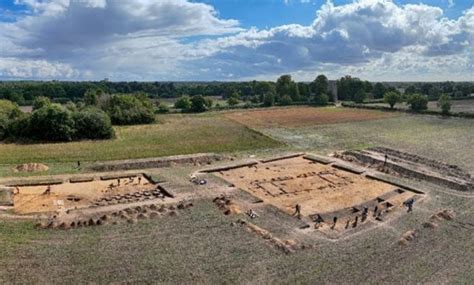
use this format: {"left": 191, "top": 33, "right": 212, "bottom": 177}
{"left": 403, "top": 198, "right": 415, "bottom": 213}
{"left": 353, "top": 216, "right": 359, "bottom": 228}
{"left": 294, "top": 204, "right": 302, "bottom": 219}
{"left": 331, "top": 216, "right": 338, "bottom": 229}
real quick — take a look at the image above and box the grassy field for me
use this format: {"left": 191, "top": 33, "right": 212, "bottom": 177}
{"left": 225, "top": 106, "right": 397, "bottom": 128}
{"left": 365, "top": 99, "right": 474, "bottom": 114}
{"left": 1, "top": 184, "right": 473, "bottom": 283}
{"left": 0, "top": 113, "right": 282, "bottom": 176}
{"left": 258, "top": 113, "right": 474, "bottom": 174}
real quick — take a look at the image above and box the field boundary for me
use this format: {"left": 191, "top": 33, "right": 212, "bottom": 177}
{"left": 341, "top": 102, "right": 474, "bottom": 119}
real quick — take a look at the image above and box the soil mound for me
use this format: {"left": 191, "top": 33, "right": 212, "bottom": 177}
{"left": 14, "top": 163, "right": 49, "bottom": 173}
{"left": 399, "top": 230, "right": 416, "bottom": 246}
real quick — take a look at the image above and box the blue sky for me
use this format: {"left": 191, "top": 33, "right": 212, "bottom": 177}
{"left": 0, "top": 0, "right": 473, "bottom": 81}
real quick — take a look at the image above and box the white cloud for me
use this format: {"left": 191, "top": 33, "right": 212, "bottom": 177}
{"left": 190, "top": 0, "right": 474, "bottom": 80}
{"left": 1, "top": 0, "right": 473, "bottom": 81}
{"left": 0, "top": 57, "right": 79, "bottom": 79}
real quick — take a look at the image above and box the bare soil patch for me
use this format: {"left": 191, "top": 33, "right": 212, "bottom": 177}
{"left": 225, "top": 107, "right": 397, "bottom": 128}
{"left": 213, "top": 156, "right": 415, "bottom": 229}
{"left": 13, "top": 175, "right": 155, "bottom": 214}
{"left": 13, "top": 163, "right": 49, "bottom": 173}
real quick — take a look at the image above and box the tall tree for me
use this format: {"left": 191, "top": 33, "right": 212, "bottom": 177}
{"left": 372, "top": 83, "right": 386, "bottom": 99}
{"left": 312, "top": 74, "right": 329, "bottom": 96}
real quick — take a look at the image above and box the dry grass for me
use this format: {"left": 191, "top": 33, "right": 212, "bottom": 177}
{"left": 225, "top": 106, "right": 397, "bottom": 128}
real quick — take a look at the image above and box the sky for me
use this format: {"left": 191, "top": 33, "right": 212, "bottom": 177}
{"left": 0, "top": 0, "right": 473, "bottom": 82}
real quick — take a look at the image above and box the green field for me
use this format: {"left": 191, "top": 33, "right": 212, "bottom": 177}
{"left": 0, "top": 113, "right": 282, "bottom": 176}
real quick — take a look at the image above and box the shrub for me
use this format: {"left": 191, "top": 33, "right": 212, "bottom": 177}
{"left": 437, "top": 94, "right": 451, "bottom": 115}
{"left": 28, "top": 104, "right": 75, "bottom": 141}
{"left": 190, "top": 95, "right": 207, "bottom": 113}
{"left": 407, "top": 93, "right": 428, "bottom": 111}
{"left": 263, "top": 92, "right": 275, "bottom": 107}
{"left": 174, "top": 96, "right": 191, "bottom": 110}
{"left": 104, "top": 94, "right": 155, "bottom": 125}
{"left": 314, "top": 93, "right": 329, "bottom": 106}
{"left": 32, "top": 96, "right": 51, "bottom": 111}
{"left": 157, "top": 104, "right": 170, "bottom": 113}
{"left": 384, "top": 91, "right": 402, "bottom": 109}
{"left": 227, "top": 97, "right": 239, "bottom": 106}
{"left": 353, "top": 90, "right": 368, "bottom": 103}
{"left": 0, "top": 100, "right": 22, "bottom": 140}
{"left": 6, "top": 113, "right": 31, "bottom": 139}
{"left": 84, "top": 89, "right": 99, "bottom": 106}
{"left": 73, "top": 107, "right": 115, "bottom": 140}
{"left": 279, "top": 95, "right": 293, "bottom": 106}
{"left": 205, "top": 97, "right": 213, "bottom": 108}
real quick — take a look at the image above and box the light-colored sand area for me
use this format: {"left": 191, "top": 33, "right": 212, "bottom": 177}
{"left": 215, "top": 156, "right": 397, "bottom": 216}
{"left": 13, "top": 176, "right": 154, "bottom": 214}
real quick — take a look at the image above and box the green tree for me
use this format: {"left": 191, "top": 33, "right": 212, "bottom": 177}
{"left": 84, "top": 89, "right": 99, "bottom": 106}
{"left": 279, "top": 95, "right": 293, "bottom": 106}
{"left": 313, "top": 94, "right": 329, "bottom": 106}
{"left": 312, "top": 74, "right": 328, "bottom": 96}
{"left": 353, "top": 90, "right": 368, "bottom": 103}
{"left": 73, "top": 107, "right": 115, "bottom": 140}
{"left": 104, "top": 95, "right": 155, "bottom": 125}
{"left": 276, "top": 75, "right": 299, "bottom": 101}
{"left": 32, "top": 96, "right": 51, "bottom": 111}
{"left": 407, "top": 94, "right": 428, "bottom": 111}
{"left": 174, "top": 96, "right": 191, "bottom": 110}
{"left": 404, "top": 85, "right": 417, "bottom": 95}
{"left": 263, "top": 92, "right": 275, "bottom": 107}
{"left": 384, "top": 91, "right": 402, "bottom": 109}
{"left": 190, "top": 95, "right": 207, "bottom": 113}
{"left": 437, "top": 94, "right": 451, "bottom": 115}
{"left": 372, "top": 83, "right": 386, "bottom": 99}
{"left": 0, "top": 99, "right": 22, "bottom": 140}
{"left": 288, "top": 83, "right": 300, "bottom": 101}
{"left": 29, "top": 104, "right": 75, "bottom": 141}
{"left": 204, "top": 97, "right": 213, "bottom": 108}
{"left": 157, "top": 104, "right": 170, "bottom": 113}
{"left": 227, "top": 97, "right": 239, "bottom": 106}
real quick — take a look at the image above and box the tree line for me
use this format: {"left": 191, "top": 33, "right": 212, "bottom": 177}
{"left": 0, "top": 92, "right": 155, "bottom": 142}
{"left": 2, "top": 77, "right": 472, "bottom": 106}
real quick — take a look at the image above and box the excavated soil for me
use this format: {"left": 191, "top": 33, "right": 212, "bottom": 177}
{"left": 13, "top": 175, "right": 155, "bottom": 214}
{"left": 214, "top": 156, "right": 411, "bottom": 218}
{"left": 13, "top": 163, "right": 49, "bottom": 173}
{"left": 336, "top": 147, "right": 473, "bottom": 191}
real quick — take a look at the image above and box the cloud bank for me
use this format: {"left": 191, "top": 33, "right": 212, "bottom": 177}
{"left": 1, "top": 0, "right": 473, "bottom": 81}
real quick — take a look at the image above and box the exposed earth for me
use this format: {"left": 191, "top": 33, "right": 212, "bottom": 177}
{"left": 0, "top": 106, "right": 473, "bottom": 283}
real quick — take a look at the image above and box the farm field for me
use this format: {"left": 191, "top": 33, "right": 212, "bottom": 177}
{"left": 0, "top": 113, "right": 282, "bottom": 176}
{"left": 225, "top": 106, "right": 397, "bottom": 128}
{"left": 254, "top": 112, "right": 474, "bottom": 175}
{"left": 365, "top": 99, "right": 474, "bottom": 114}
